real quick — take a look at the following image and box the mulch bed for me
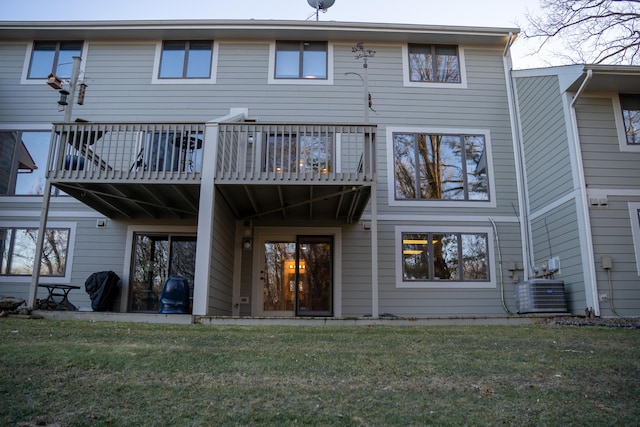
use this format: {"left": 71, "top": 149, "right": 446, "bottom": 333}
{"left": 543, "top": 316, "right": 640, "bottom": 329}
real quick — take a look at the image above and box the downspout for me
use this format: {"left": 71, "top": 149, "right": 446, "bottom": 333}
{"left": 568, "top": 69, "right": 601, "bottom": 316}
{"left": 503, "top": 32, "right": 533, "bottom": 280}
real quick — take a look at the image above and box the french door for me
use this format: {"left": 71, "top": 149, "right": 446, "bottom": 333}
{"left": 260, "top": 235, "right": 333, "bottom": 316}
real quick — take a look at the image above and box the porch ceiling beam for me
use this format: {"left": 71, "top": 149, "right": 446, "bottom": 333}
{"left": 171, "top": 184, "right": 199, "bottom": 213}
{"left": 64, "top": 185, "right": 197, "bottom": 217}
{"left": 335, "top": 189, "right": 346, "bottom": 220}
{"left": 243, "top": 185, "right": 260, "bottom": 215}
{"left": 136, "top": 186, "right": 184, "bottom": 219}
{"left": 309, "top": 186, "right": 313, "bottom": 220}
{"left": 277, "top": 186, "right": 286, "bottom": 219}
{"left": 215, "top": 186, "right": 241, "bottom": 218}
{"left": 241, "top": 185, "right": 364, "bottom": 221}
{"left": 55, "top": 183, "right": 133, "bottom": 219}
{"left": 104, "top": 184, "right": 159, "bottom": 219}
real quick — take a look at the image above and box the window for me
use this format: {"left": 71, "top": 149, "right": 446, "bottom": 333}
{"left": 401, "top": 232, "right": 489, "bottom": 282}
{"left": 408, "top": 44, "right": 460, "bottom": 83}
{"left": 275, "top": 41, "right": 328, "bottom": 80}
{"left": 0, "top": 227, "right": 70, "bottom": 277}
{"left": 0, "top": 131, "right": 63, "bottom": 196}
{"left": 629, "top": 203, "right": 640, "bottom": 275}
{"left": 159, "top": 41, "right": 213, "bottom": 79}
{"left": 264, "top": 133, "right": 333, "bottom": 174}
{"left": 620, "top": 94, "right": 640, "bottom": 145}
{"left": 392, "top": 132, "right": 489, "bottom": 201}
{"left": 27, "top": 41, "right": 83, "bottom": 79}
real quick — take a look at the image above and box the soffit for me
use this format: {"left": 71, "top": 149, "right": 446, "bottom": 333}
{"left": 567, "top": 66, "right": 640, "bottom": 94}
{"left": 0, "top": 20, "right": 518, "bottom": 46}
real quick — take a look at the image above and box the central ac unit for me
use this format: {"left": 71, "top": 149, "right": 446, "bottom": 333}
{"left": 515, "top": 279, "right": 567, "bottom": 314}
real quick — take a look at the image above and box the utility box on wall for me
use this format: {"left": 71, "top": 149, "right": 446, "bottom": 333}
{"left": 515, "top": 279, "right": 567, "bottom": 314}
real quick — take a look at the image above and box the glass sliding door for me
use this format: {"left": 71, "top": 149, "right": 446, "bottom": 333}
{"left": 296, "top": 236, "right": 333, "bottom": 316}
{"left": 261, "top": 235, "right": 333, "bottom": 317}
{"left": 129, "top": 233, "right": 196, "bottom": 312}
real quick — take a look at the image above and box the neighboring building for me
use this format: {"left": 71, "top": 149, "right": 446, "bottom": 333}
{"left": 6, "top": 19, "right": 631, "bottom": 321}
{"left": 513, "top": 65, "right": 640, "bottom": 318}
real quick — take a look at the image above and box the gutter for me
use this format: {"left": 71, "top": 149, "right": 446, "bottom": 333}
{"left": 503, "top": 32, "right": 533, "bottom": 280}
{"left": 568, "top": 69, "right": 601, "bottom": 316}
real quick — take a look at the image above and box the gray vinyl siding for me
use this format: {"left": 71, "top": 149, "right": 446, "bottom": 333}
{"left": 376, "top": 219, "right": 522, "bottom": 317}
{"left": 530, "top": 200, "right": 585, "bottom": 314}
{"left": 514, "top": 74, "right": 574, "bottom": 213}
{"left": 341, "top": 223, "right": 373, "bottom": 317}
{"left": 575, "top": 96, "right": 640, "bottom": 188}
{"left": 0, "top": 197, "right": 125, "bottom": 308}
{"left": 590, "top": 197, "right": 640, "bottom": 317}
{"left": 208, "top": 189, "right": 236, "bottom": 315}
{"left": 1, "top": 35, "right": 521, "bottom": 317}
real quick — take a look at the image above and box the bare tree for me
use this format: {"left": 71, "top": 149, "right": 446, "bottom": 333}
{"left": 525, "top": 0, "right": 640, "bottom": 65}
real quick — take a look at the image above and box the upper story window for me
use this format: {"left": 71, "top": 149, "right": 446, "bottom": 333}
{"left": 159, "top": 41, "right": 213, "bottom": 79}
{"left": 274, "top": 41, "right": 328, "bottom": 80}
{"left": 620, "top": 94, "right": 640, "bottom": 145}
{"left": 408, "top": 44, "right": 460, "bottom": 83}
{"left": 392, "top": 132, "right": 489, "bottom": 202}
{"left": 27, "top": 41, "right": 83, "bottom": 79}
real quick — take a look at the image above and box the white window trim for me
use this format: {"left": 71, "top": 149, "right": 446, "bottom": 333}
{"left": 401, "top": 45, "right": 468, "bottom": 89}
{"left": 20, "top": 42, "right": 89, "bottom": 85}
{"left": 395, "top": 225, "right": 496, "bottom": 289}
{"left": 628, "top": 203, "right": 640, "bottom": 276}
{"left": 613, "top": 95, "right": 640, "bottom": 153}
{"left": 0, "top": 221, "right": 77, "bottom": 284}
{"left": 151, "top": 41, "right": 219, "bottom": 84}
{"left": 386, "top": 126, "right": 496, "bottom": 208}
{"left": 268, "top": 41, "right": 334, "bottom": 85}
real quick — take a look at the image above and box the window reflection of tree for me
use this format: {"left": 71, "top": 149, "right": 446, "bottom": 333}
{"left": 402, "top": 232, "right": 488, "bottom": 282}
{"left": 8, "top": 228, "right": 68, "bottom": 276}
{"left": 394, "top": 133, "right": 487, "bottom": 201}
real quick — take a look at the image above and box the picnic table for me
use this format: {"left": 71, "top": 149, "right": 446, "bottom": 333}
{"left": 38, "top": 284, "right": 80, "bottom": 311}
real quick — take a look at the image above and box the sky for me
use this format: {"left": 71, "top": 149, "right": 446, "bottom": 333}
{"left": 2, "top": 0, "right": 549, "bottom": 69}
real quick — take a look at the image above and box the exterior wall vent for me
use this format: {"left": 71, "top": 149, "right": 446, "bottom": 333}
{"left": 515, "top": 279, "right": 568, "bottom": 313}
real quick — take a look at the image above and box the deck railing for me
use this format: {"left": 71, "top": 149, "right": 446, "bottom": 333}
{"left": 215, "top": 123, "right": 376, "bottom": 183}
{"left": 47, "top": 122, "right": 205, "bottom": 182}
{"left": 47, "top": 122, "right": 376, "bottom": 185}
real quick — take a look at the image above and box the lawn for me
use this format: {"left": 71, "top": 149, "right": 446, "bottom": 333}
{"left": 1, "top": 319, "right": 639, "bottom": 426}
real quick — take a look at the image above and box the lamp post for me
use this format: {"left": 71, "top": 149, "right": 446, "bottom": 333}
{"left": 27, "top": 55, "right": 84, "bottom": 309}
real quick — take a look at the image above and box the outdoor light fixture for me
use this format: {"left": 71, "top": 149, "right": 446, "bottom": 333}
{"left": 242, "top": 237, "right": 252, "bottom": 251}
{"left": 57, "top": 89, "right": 69, "bottom": 106}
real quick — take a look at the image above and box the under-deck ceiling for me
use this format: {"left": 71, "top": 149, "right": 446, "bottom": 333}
{"left": 54, "top": 182, "right": 372, "bottom": 223}
{"left": 218, "top": 183, "right": 372, "bottom": 223}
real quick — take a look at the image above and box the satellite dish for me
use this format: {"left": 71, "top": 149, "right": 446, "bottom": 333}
{"left": 307, "top": 0, "right": 335, "bottom": 12}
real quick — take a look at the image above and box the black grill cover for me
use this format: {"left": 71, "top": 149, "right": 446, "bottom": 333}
{"left": 85, "top": 271, "right": 120, "bottom": 311}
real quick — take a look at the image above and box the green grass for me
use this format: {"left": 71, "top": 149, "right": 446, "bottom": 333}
{"left": 1, "top": 319, "right": 639, "bottom": 426}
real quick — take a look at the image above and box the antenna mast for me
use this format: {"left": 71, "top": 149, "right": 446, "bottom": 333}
{"left": 306, "top": 0, "right": 336, "bottom": 21}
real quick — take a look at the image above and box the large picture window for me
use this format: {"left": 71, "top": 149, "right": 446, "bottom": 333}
{"left": 0, "top": 227, "right": 70, "bottom": 277}
{"left": 408, "top": 44, "right": 460, "bottom": 83}
{"left": 392, "top": 132, "right": 489, "bottom": 201}
{"left": 620, "top": 94, "right": 640, "bottom": 145}
{"left": 27, "top": 41, "right": 83, "bottom": 79}
{"left": 275, "top": 41, "right": 328, "bottom": 80}
{"left": 159, "top": 41, "right": 213, "bottom": 79}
